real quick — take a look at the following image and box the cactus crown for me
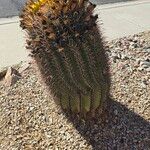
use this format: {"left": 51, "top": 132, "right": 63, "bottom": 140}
{"left": 21, "top": 0, "right": 97, "bottom": 51}
{"left": 30, "top": 0, "right": 86, "bottom": 13}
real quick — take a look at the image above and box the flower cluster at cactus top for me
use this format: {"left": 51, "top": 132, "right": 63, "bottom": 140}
{"left": 31, "top": 0, "right": 47, "bottom": 12}
{"left": 30, "top": 0, "right": 85, "bottom": 13}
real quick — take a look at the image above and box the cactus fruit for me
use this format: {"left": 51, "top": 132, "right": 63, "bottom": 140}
{"left": 20, "top": 0, "right": 110, "bottom": 119}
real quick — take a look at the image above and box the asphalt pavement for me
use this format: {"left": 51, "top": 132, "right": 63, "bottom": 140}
{"left": 0, "top": 0, "right": 135, "bottom": 18}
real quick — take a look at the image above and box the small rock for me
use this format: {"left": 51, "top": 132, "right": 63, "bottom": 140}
{"left": 141, "top": 82, "right": 147, "bottom": 88}
{"left": 140, "top": 61, "right": 150, "bottom": 68}
{"left": 111, "top": 53, "right": 120, "bottom": 62}
{"left": 121, "top": 54, "right": 129, "bottom": 60}
{"left": 19, "top": 62, "right": 31, "bottom": 73}
{"left": 133, "top": 36, "right": 138, "bottom": 42}
{"left": 140, "top": 39, "right": 145, "bottom": 44}
{"left": 136, "top": 59, "right": 141, "bottom": 65}
{"left": 144, "top": 45, "right": 150, "bottom": 50}
{"left": 114, "top": 110, "right": 118, "bottom": 115}
{"left": 28, "top": 106, "right": 35, "bottom": 112}
{"left": 145, "top": 48, "right": 150, "bottom": 53}
{"left": 0, "top": 68, "right": 7, "bottom": 80}
{"left": 130, "top": 41, "right": 135, "bottom": 45}
{"left": 117, "top": 53, "right": 122, "bottom": 59}
{"left": 115, "top": 47, "right": 121, "bottom": 51}
{"left": 138, "top": 67, "right": 144, "bottom": 71}
{"left": 142, "top": 79, "right": 148, "bottom": 85}
{"left": 4, "top": 67, "right": 21, "bottom": 86}
{"left": 129, "top": 41, "right": 137, "bottom": 49}
{"left": 109, "top": 44, "right": 114, "bottom": 48}
{"left": 146, "top": 67, "right": 150, "bottom": 72}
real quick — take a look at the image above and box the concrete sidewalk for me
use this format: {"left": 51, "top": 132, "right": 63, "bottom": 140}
{"left": 0, "top": 0, "right": 150, "bottom": 68}
{"left": 0, "top": 18, "right": 29, "bottom": 69}
{"left": 95, "top": 0, "right": 150, "bottom": 40}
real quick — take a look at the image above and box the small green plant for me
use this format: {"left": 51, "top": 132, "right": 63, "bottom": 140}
{"left": 20, "top": 0, "right": 110, "bottom": 119}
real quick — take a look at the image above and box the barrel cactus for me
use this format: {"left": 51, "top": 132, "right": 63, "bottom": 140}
{"left": 20, "top": 0, "right": 110, "bottom": 119}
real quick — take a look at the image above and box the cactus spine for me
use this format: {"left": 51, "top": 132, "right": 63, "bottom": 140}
{"left": 20, "top": 0, "right": 110, "bottom": 119}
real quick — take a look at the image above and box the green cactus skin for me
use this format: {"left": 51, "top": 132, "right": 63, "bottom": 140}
{"left": 20, "top": 0, "right": 110, "bottom": 119}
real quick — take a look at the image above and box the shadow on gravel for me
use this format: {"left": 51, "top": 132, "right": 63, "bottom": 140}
{"left": 68, "top": 99, "right": 150, "bottom": 149}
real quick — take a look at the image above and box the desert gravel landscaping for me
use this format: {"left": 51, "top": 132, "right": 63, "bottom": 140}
{"left": 0, "top": 31, "right": 150, "bottom": 150}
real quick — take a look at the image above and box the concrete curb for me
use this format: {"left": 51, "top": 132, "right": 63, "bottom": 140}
{"left": 0, "top": 16, "right": 19, "bottom": 25}
{"left": 97, "top": 0, "right": 150, "bottom": 10}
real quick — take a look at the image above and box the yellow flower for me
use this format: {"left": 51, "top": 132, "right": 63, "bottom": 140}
{"left": 31, "top": 0, "right": 47, "bottom": 12}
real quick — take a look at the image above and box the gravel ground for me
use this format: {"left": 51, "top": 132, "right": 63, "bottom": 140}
{"left": 0, "top": 31, "right": 150, "bottom": 150}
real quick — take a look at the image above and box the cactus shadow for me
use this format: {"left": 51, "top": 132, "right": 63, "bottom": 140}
{"left": 68, "top": 99, "right": 150, "bottom": 149}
